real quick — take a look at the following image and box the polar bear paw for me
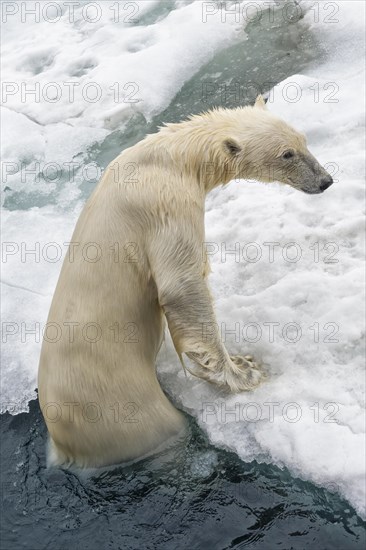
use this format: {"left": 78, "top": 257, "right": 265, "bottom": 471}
{"left": 185, "top": 351, "right": 265, "bottom": 393}
{"left": 224, "top": 354, "right": 265, "bottom": 393}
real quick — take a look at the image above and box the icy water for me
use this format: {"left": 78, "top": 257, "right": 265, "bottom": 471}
{"left": 1, "top": 2, "right": 365, "bottom": 549}
{"left": 1, "top": 399, "right": 365, "bottom": 550}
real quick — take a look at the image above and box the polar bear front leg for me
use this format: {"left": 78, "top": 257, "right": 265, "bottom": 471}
{"left": 149, "top": 233, "right": 264, "bottom": 393}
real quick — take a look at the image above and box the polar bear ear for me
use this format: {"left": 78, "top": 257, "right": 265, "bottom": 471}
{"left": 223, "top": 139, "right": 241, "bottom": 157}
{"left": 254, "top": 95, "right": 267, "bottom": 110}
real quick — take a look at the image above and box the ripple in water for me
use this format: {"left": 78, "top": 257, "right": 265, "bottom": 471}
{"left": 1, "top": 399, "right": 365, "bottom": 549}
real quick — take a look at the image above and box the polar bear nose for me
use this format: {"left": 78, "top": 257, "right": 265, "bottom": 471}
{"left": 319, "top": 176, "right": 333, "bottom": 192}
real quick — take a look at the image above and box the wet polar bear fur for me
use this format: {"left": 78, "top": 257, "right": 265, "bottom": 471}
{"left": 38, "top": 96, "right": 333, "bottom": 468}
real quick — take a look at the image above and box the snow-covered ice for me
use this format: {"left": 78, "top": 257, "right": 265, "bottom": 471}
{"left": 1, "top": 1, "right": 365, "bottom": 518}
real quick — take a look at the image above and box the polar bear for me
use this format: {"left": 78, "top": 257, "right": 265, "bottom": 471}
{"left": 38, "top": 96, "right": 333, "bottom": 468}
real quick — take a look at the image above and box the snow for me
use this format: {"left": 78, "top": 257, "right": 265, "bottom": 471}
{"left": 1, "top": 0, "right": 244, "bottom": 128}
{"left": 1, "top": 1, "right": 365, "bottom": 518}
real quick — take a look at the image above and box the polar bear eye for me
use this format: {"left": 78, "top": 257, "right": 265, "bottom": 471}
{"left": 282, "top": 150, "right": 295, "bottom": 160}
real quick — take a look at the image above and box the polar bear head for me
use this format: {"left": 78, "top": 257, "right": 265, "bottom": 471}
{"left": 222, "top": 96, "right": 333, "bottom": 195}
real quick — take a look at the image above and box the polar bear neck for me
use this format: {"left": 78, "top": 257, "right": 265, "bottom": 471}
{"left": 136, "top": 109, "right": 244, "bottom": 193}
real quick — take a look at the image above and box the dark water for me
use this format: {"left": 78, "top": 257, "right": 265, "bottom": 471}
{"left": 1, "top": 399, "right": 365, "bottom": 550}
